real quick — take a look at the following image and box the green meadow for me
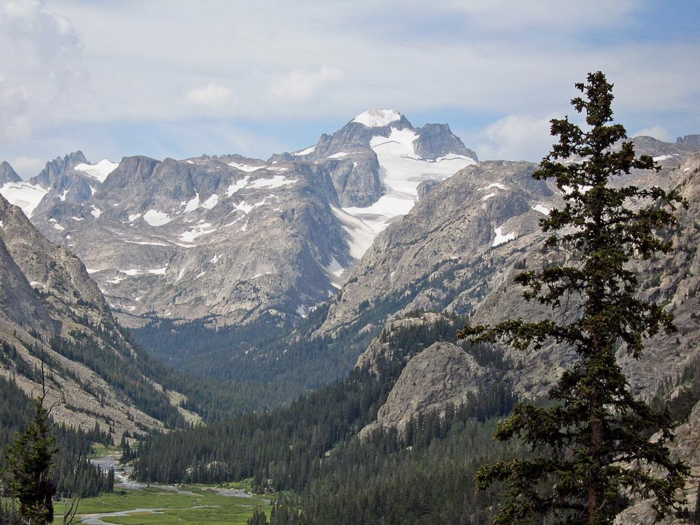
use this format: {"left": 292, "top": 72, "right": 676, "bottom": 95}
{"left": 54, "top": 484, "right": 270, "bottom": 525}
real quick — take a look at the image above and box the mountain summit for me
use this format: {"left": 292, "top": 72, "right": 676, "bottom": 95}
{"left": 0, "top": 161, "right": 21, "bottom": 185}
{"left": 352, "top": 109, "right": 404, "bottom": 128}
{"left": 0, "top": 111, "right": 477, "bottom": 331}
{"left": 272, "top": 109, "right": 478, "bottom": 256}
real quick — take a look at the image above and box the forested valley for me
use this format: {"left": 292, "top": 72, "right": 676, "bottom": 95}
{"left": 134, "top": 316, "right": 519, "bottom": 523}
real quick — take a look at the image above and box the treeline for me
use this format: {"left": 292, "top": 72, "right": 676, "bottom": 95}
{"left": 131, "top": 309, "right": 372, "bottom": 407}
{"left": 134, "top": 366, "right": 391, "bottom": 487}
{"left": 54, "top": 325, "right": 302, "bottom": 424}
{"left": 130, "top": 292, "right": 464, "bottom": 409}
{"left": 0, "top": 374, "right": 114, "bottom": 498}
{"left": 134, "top": 314, "right": 518, "bottom": 525}
{"left": 133, "top": 314, "right": 470, "bottom": 486}
{"left": 136, "top": 369, "right": 516, "bottom": 517}
{"left": 136, "top": 366, "right": 515, "bottom": 523}
{"left": 59, "top": 317, "right": 270, "bottom": 424}
{"left": 49, "top": 334, "right": 187, "bottom": 429}
{"left": 298, "top": 416, "right": 510, "bottom": 525}
{"left": 116, "top": 325, "right": 319, "bottom": 421}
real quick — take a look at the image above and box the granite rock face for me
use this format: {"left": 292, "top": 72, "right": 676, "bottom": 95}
{"left": 414, "top": 123, "right": 478, "bottom": 161}
{"left": 1, "top": 110, "right": 478, "bottom": 330}
{"left": 362, "top": 341, "right": 490, "bottom": 435}
{"left": 30, "top": 151, "right": 98, "bottom": 215}
{"left": 355, "top": 312, "right": 453, "bottom": 377}
{"left": 616, "top": 400, "right": 700, "bottom": 524}
{"left": 0, "top": 232, "right": 55, "bottom": 337}
{"left": 0, "top": 161, "right": 21, "bottom": 185}
{"left": 30, "top": 150, "right": 88, "bottom": 188}
{"left": 631, "top": 134, "right": 700, "bottom": 159}
{"left": 0, "top": 194, "right": 112, "bottom": 327}
{"left": 318, "top": 160, "right": 559, "bottom": 337}
{"left": 468, "top": 153, "right": 700, "bottom": 400}
{"left": 0, "top": 194, "right": 197, "bottom": 438}
{"left": 31, "top": 155, "right": 351, "bottom": 328}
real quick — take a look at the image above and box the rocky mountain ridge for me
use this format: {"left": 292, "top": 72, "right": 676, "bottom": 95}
{"left": 318, "top": 136, "right": 700, "bottom": 344}
{"left": 0, "top": 194, "right": 199, "bottom": 440}
{"left": 329, "top": 137, "right": 700, "bottom": 424}
{"left": 0, "top": 161, "right": 21, "bottom": 185}
{"left": 0, "top": 110, "right": 476, "bottom": 331}
{"left": 343, "top": 142, "right": 700, "bottom": 520}
{"left": 344, "top": 143, "right": 700, "bottom": 525}
{"left": 317, "top": 159, "right": 561, "bottom": 337}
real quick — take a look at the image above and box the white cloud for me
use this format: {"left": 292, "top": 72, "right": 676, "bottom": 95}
{"left": 0, "top": 0, "right": 87, "bottom": 142}
{"left": 11, "top": 156, "right": 45, "bottom": 179}
{"left": 633, "top": 126, "right": 671, "bottom": 142}
{"left": 270, "top": 67, "right": 344, "bottom": 102}
{"left": 0, "top": 0, "right": 83, "bottom": 75}
{"left": 0, "top": 0, "right": 696, "bottom": 164}
{"left": 442, "top": 0, "right": 642, "bottom": 31}
{"left": 185, "top": 84, "right": 234, "bottom": 109}
{"left": 475, "top": 114, "right": 556, "bottom": 162}
{"left": 0, "top": 74, "right": 31, "bottom": 140}
{"left": 23, "top": 2, "right": 699, "bottom": 123}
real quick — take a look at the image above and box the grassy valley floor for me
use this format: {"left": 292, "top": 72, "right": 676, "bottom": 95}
{"left": 57, "top": 484, "right": 270, "bottom": 524}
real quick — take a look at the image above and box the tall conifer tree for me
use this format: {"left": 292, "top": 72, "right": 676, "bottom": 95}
{"left": 460, "top": 71, "right": 689, "bottom": 524}
{"left": 3, "top": 396, "right": 58, "bottom": 524}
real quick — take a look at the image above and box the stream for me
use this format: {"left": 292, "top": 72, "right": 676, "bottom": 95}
{"left": 81, "top": 452, "right": 252, "bottom": 523}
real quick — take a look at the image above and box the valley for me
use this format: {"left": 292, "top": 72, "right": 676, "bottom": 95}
{"left": 1, "top": 82, "right": 699, "bottom": 525}
{"left": 68, "top": 483, "right": 268, "bottom": 525}
{"left": 3, "top": 0, "right": 700, "bottom": 522}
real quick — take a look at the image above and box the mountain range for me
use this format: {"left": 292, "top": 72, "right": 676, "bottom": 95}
{"left": 1, "top": 110, "right": 699, "bottom": 518}
{"left": 0, "top": 192, "right": 200, "bottom": 440}
{"left": 1, "top": 110, "right": 476, "bottom": 332}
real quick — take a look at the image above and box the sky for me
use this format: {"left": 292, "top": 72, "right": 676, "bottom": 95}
{"left": 1, "top": 0, "right": 699, "bottom": 178}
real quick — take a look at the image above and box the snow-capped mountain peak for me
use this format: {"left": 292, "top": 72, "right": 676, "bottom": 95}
{"left": 74, "top": 159, "right": 120, "bottom": 183}
{"left": 352, "top": 109, "right": 403, "bottom": 128}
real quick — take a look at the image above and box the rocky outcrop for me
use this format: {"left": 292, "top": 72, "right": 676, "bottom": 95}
{"left": 631, "top": 134, "right": 700, "bottom": 158}
{"left": 616, "top": 400, "right": 700, "bottom": 524}
{"left": 362, "top": 341, "right": 490, "bottom": 434}
{"left": 0, "top": 161, "right": 21, "bottom": 185}
{"left": 0, "top": 194, "right": 113, "bottom": 328}
{"left": 322, "top": 152, "right": 381, "bottom": 207}
{"left": 318, "top": 160, "right": 559, "bottom": 337}
{"left": 30, "top": 151, "right": 87, "bottom": 188}
{"left": 417, "top": 179, "right": 441, "bottom": 199}
{"left": 0, "top": 233, "right": 55, "bottom": 337}
{"left": 414, "top": 123, "right": 478, "bottom": 161}
{"left": 355, "top": 312, "right": 455, "bottom": 376}
{"left": 29, "top": 151, "right": 104, "bottom": 217}
{"left": 469, "top": 153, "right": 700, "bottom": 399}
{"left": 617, "top": 154, "right": 700, "bottom": 397}
{"left": 0, "top": 194, "right": 196, "bottom": 439}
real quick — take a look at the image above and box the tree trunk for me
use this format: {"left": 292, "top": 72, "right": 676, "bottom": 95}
{"left": 588, "top": 414, "right": 603, "bottom": 524}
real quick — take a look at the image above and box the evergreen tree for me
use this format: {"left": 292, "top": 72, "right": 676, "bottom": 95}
{"left": 107, "top": 467, "right": 115, "bottom": 492}
{"left": 248, "top": 506, "right": 269, "bottom": 525}
{"left": 459, "top": 71, "right": 689, "bottom": 524}
{"left": 3, "top": 396, "right": 58, "bottom": 524}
